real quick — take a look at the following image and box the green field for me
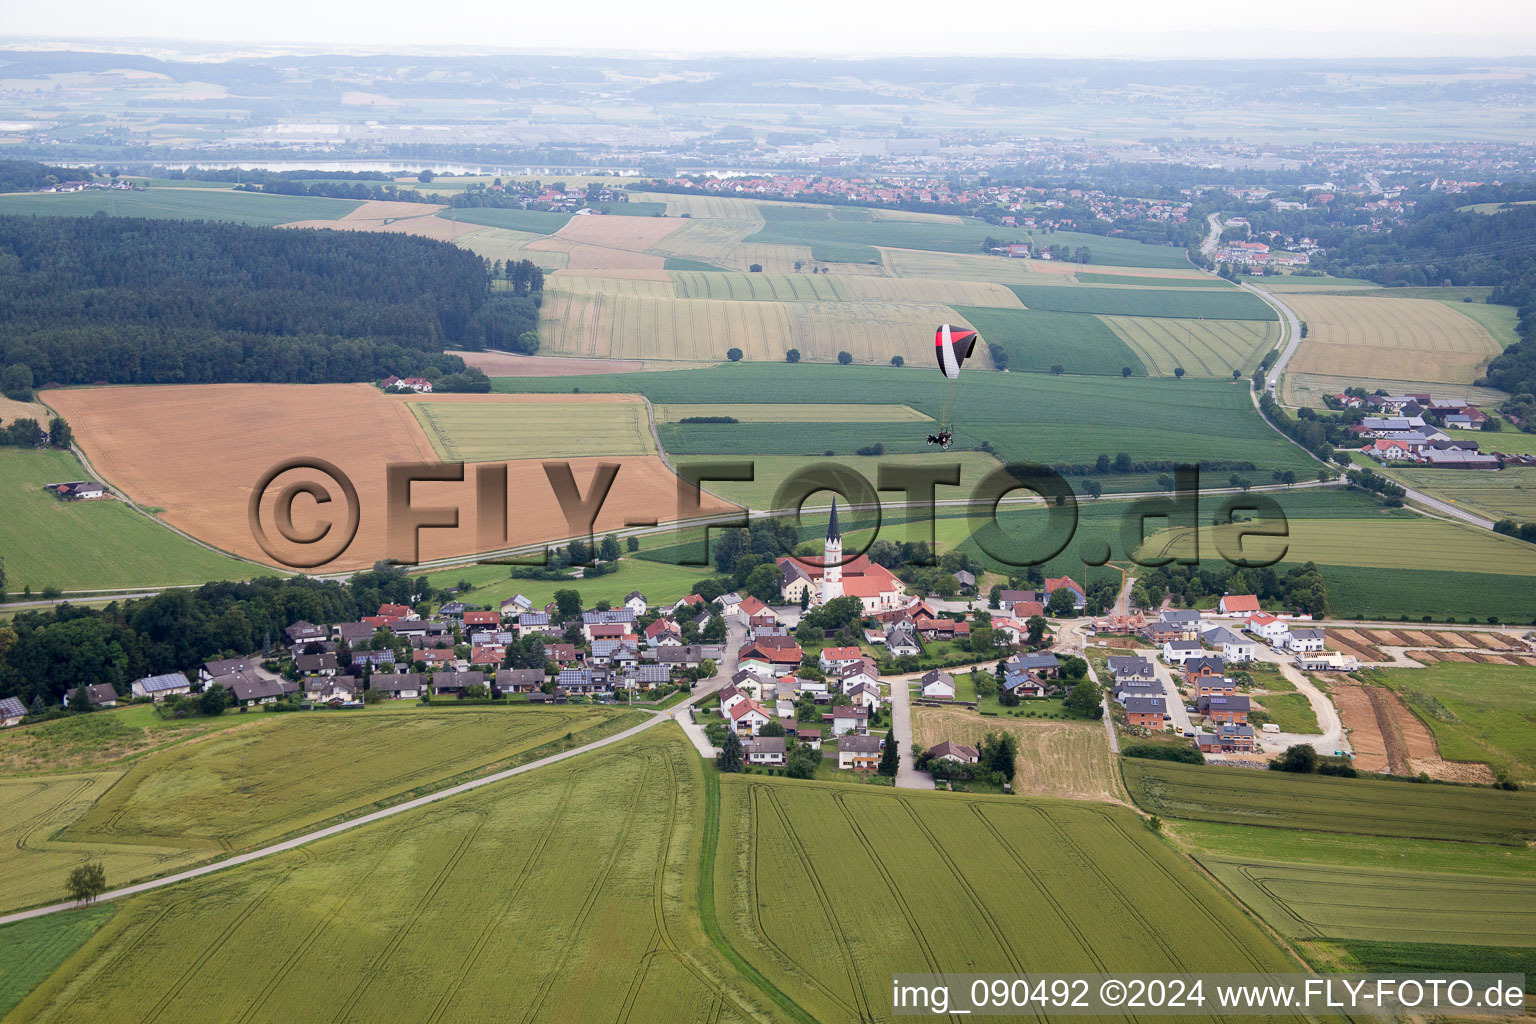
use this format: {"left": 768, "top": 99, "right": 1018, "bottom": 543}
{"left": 0, "top": 188, "right": 361, "bottom": 226}
{"left": 423, "top": 550, "right": 720, "bottom": 612}
{"left": 716, "top": 775, "right": 1302, "bottom": 1024}
{"left": 0, "top": 706, "right": 637, "bottom": 914}
{"left": 9, "top": 730, "right": 783, "bottom": 1024}
{"left": 406, "top": 397, "right": 656, "bottom": 461}
{"left": 1321, "top": 938, "right": 1536, "bottom": 980}
{"left": 1203, "top": 857, "right": 1535, "bottom": 946}
{"left": 1122, "top": 759, "right": 1536, "bottom": 845}
{"left": 1006, "top": 283, "right": 1276, "bottom": 321}
{"left": 0, "top": 906, "right": 114, "bottom": 1017}
{"left": 0, "top": 449, "right": 274, "bottom": 591}
{"left": 1076, "top": 271, "right": 1234, "bottom": 288}
{"left": 664, "top": 257, "right": 728, "bottom": 271}
{"left": 436, "top": 207, "right": 574, "bottom": 234}
{"left": 1100, "top": 316, "right": 1280, "bottom": 378}
{"left": 1365, "top": 662, "right": 1536, "bottom": 782}
{"left": 1372, "top": 464, "right": 1536, "bottom": 522}
{"left": 1319, "top": 563, "right": 1536, "bottom": 624}
{"left": 670, "top": 270, "right": 848, "bottom": 301}
{"left": 0, "top": 703, "right": 250, "bottom": 775}
{"left": 952, "top": 306, "right": 1148, "bottom": 375}
{"left": 670, "top": 452, "right": 1004, "bottom": 511}
{"left": 1170, "top": 819, "right": 1536, "bottom": 878}
{"left": 747, "top": 217, "right": 1195, "bottom": 268}
{"left": 656, "top": 403, "right": 930, "bottom": 423}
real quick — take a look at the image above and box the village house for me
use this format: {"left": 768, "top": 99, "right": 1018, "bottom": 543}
{"left": 581, "top": 609, "right": 635, "bottom": 641}
{"left": 1197, "top": 724, "right": 1256, "bottom": 754}
{"left": 644, "top": 618, "right": 682, "bottom": 646}
{"left": 515, "top": 612, "right": 556, "bottom": 637}
{"left": 741, "top": 736, "right": 787, "bottom": 766}
{"left": 1202, "top": 627, "right": 1256, "bottom": 663}
{"left": 818, "top": 646, "right": 864, "bottom": 673}
{"left": 1114, "top": 679, "right": 1162, "bottom": 703}
{"left": 431, "top": 671, "right": 487, "bottom": 697}
{"left": 501, "top": 595, "right": 533, "bottom": 618}
{"left": 1044, "top": 575, "right": 1086, "bottom": 612}
{"left": 462, "top": 611, "right": 499, "bottom": 631}
{"left": 1286, "top": 628, "right": 1327, "bottom": 653}
{"left": 285, "top": 621, "right": 328, "bottom": 645}
{"left": 738, "top": 636, "right": 803, "bottom": 677}
{"left": 1009, "top": 651, "right": 1060, "bottom": 677}
{"left": 494, "top": 668, "right": 546, "bottom": 694}
{"left": 1183, "top": 656, "right": 1225, "bottom": 685}
{"left": 844, "top": 682, "right": 882, "bottom": 710}
{"left": 371, "top": 673, "right": 425, "bottom": 700}
{"left": 1162, "top": 639, "right": 1204, "bottom": 665}
{"left": 624, "top": 591, "right": 648, "bottom": 616}
{"left": 544, "top": 643, "right": 578, "bottom": 667}
{"left": 230, "top": 675, "right": 285, "bottom": 706}
{"left": 728, "top": 699, "right": 773, "bottom": 736}
{"left": 830, "top": 662, "right": 881, "bottom": 694}
{"left": 0, "top": 697, "right": 27, "bottom": 728}
{"left": 295, "top": 653, "right": 338, "bottom": 677}
{"left": 351, "top": 649, "right": 396, "bottom": 669}
{"left": 1218, "top": 595, "right": 1261, "bottom": 616}
{"left": 1107, "top": 655, "right": 1156, "bottom": 685}
{"left": 837, "top": 734, "right": 882, "bottom": 771}
{"left": 131, "top": 672, "right": 192, "bottom": 702}
{"left": 1246, "top": 612, "right": 1291, "bottom": 647}
{"left": 68, "top": 684, "right": 119, "bottom": 709}
{"left": 920, "top": 669, "right": 956, "bottom": 701}
{"left": 830, "top": 705, "right": 869, "bottom": 737}
{"left": 414, "top": 648, "right": 456, "bottom": 669}
{"left": 201, "top": 656, "right": 256, "bottom": 683}
{"left": 655, "top": 645, "right": 705, "bottom": 670}
{"left": 926, "top": 740, "right": 979, "bottom": 764}
{"left": 304, "top": 676, "right": 359, "bottom": 705}
{"left": 1198, "top": 694, "right": 1251, "bottom": 725}
{"left": 1194, "top": 675, "right": 1237, "bottom": 698}
{"left": 796, "top": 727, "right": 823, "bottom": 750}
{"left": 1124, "top": 696, "right": 1168, "bottom": 730}
{"left": 884, "top": 623, "right": 921, "bottom": 657}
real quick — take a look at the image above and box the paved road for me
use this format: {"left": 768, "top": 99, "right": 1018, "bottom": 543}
{"left": 1201, "top": 212, "right": 1223, "bottom": 257}
{"left": 0, "top": 681, "right": 728, "bottom": 928}
{"left": 884, "top": 671, "right": 934, "bottom": 790}
{"left": 1252, "top": 645, "right": 1349, "bottom": 756}
{"left": 1245, "top": 282, "right": 1304, "bottom": 395}
{"left": 1140, "top": 649, "right": 1194, "bottom": 735}
{"left": 676, "top": 619, "right": 744, "bottom": 758}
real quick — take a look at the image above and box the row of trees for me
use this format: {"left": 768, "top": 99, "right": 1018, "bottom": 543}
{"left": 1131, "top": 561, "right": 1328, "bottom": 618}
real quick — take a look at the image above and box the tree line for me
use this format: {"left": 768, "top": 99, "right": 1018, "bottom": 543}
{"left": 0, "top": 158, "right": 96, "bottom": 193}
{"left": 0, "top": 216, "right": 515, "bottom": 387}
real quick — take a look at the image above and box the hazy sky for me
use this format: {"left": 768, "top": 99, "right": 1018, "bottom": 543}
{"left": 4, "top": 0, "right": 1536, "bottom": 59}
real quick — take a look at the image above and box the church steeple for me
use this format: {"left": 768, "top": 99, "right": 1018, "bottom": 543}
{"left": 821, "top": 499, "right": 844, "bottom": 603}
{"left": 826, "top": 499, "right": 840, "bottom": 542}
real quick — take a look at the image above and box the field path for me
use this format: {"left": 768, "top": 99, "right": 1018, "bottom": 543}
{"left": 0, "top": 683, "right": 728, "bottom": 927}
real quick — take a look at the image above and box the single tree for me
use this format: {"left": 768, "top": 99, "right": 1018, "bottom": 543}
{"left": 1121, "top": 366, "right": 1133, "bottom": 378}
{"left": 837, "top": 350, "right": 853, "bottom": 365}
{"left": 759, "top": 719, "right": 786, "bottom": 737}
{"left": 1025, "top": 614, "right": 1048, "bottom": 647}
{"left": 1046, "top": 588, "right": 1077, "bottom": 617}
{"left": 717, "top": 730, "right": 744, "bottom": 772}
{"left": 785, "top": 348, "right": 801, "bottom": 363}
{"left": 878, "top": 735, "right": 899, "bottom": 777}
{"left": 726, "top": 347, "right": 743, "bottom": 362}
{"left": 1050, "top": 364, "right": 1065, "bottom": 375}
{"left": 626, "top": 535, "right": 640, "bottom": 552}
{"left": 786, "top": 745, "right": 819, "bottom": 779}
{"left": 1174, "top": 367, "right": 1186, "bottom": 379}
{"left": 553, "top": 588, "right": 583, "bottom": 622}
{"left": 48, "top": 417, "right": 73, "bottom": 449}
{"left": 1064, "top": 678, "right": 1103, "bottom": 718}
{"left": 748, "top": 263, "right": 763, "bottom": 273}
{"left": 890, "top": 355, "right": 904, "bottom": 367}
{"left": 66, "top": 861, "right": 107, "bottom": 904}
{"left": 1271, "top": 744, "right": 1318, "bottom": 774}
{"left": 199, "top": 683, "right": 230, "bottom": 716}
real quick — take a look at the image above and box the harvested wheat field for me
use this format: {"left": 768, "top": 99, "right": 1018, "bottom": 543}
{"left": 836, "top": 276, "right": 1024, "bottom": 307}
{"left": 1285, "top": 294, "right": 1503, "bottom": 385}
{"left": 44, "top": 384, "right": 734, "bottom": 572}
{"left": 282, "top": 201, "right": 478, "bottom": 241}
{"left": 446, "top": 350, "right": 647, "bottom": 376}
{"left": 525, "top": 214, "right": 682, "bottom": 274}
{"left": 0, "top": 393, "right": 51, "bottom": 426}
{"left": 911, "top": 705, "right": 1123, "bottom": 803}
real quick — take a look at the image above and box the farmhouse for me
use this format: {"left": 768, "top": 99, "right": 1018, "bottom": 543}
{"left": 837, "top": 734, "right": 882, "bottom": 771}
{"left": 131, "top": 672, "right": 192, "bottom": 702}
{"left": 0, "top": 697, "right": 26, "bottom": 728}
{"left": 45, "top": 480, "right": 107, "bottom": 501}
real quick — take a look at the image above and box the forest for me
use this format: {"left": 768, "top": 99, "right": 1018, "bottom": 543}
{"left": 0, "top": 158, "right": 96, "bottom": 193}
{"left": 0, "top": 216, "right": 539, "bottom": 386}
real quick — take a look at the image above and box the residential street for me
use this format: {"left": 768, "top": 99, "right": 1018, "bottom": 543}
{"left": 1139, "top": 648, "right": 1194, "bottom": 735}
{"left": 884, "top": 670, "right": 935, "bottom": 789}
{"left": 1252, "top": 645, "right": 1349, "bottom": 756}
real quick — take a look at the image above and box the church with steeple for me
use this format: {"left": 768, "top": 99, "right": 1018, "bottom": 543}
{"left": 775, "top": 499, "right": 907, "bottom": 612}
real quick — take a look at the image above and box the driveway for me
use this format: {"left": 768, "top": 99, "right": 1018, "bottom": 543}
{"left": 1252, "top": 647, "right": 1349, "bottom": 756}
{"left": 885, "top": 672, "right": 935, "bottom": 790}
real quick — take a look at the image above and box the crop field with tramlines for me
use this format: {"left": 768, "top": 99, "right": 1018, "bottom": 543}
{"left": 1122, "top": 759, "right": 1536, "bottom": 845}
{"left": 715, "top": 776, "right": 1302, "bottom": 1024}
{"left": 953, "top": 305, "right": 1147, "bottom": 375}
{"left": 407, "top": 395, "right": 657, "bottom": 461}
{"left": 1285, "top": 293, "right": 1505, "bottom": 385}
{"left": 1100, "top": 315, "right": 1281, "bottom": 378}
{"left": 1199, "top": 857, "right": 1536, "bottom": 947}
{"left": 0, "top": 187, "right": 362, "bottom": 225}
{"left": 0, "top": 706, "right": 637, "bottom": 915}
{"left": 9, "top": 731, "right": 781, "bottom": 1024}
{"left": 1006, "top": 283, "right": 1277, "bottom": 320}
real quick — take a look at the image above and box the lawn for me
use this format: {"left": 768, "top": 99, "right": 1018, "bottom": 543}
{"left": 715, "top": 774, "right": 1301, "bottom": 1024}
{"left": 0, "top": 705, "right": 639, "bottom": 915}
{"left": 10, "top": 730, "right": 787, "bottom": 1024}
{"left": 951, "top": 305, "right": 1149, "bottom": 375}
{"left": 0, "top": 189, "right": 361, "bottom": 226}
{"left": 1250, "top": 693, "right": 1321, "bottom": 734}
{"left": 0, "top": 448, "right": 276, "bottom": 592}
{"left": 1005, "top": 283, "right": 1276, "bottom": 321}
{"left": 1365, "top": 662, "right": 1536, "bottom": 782}
{"left": 1122, "top": 758, "right": 1536, "bottom": 845}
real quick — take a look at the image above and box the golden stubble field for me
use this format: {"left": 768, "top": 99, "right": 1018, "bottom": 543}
{"left": 44, "top": 385, "right": 735, "bottom": 572}
{"left": 282, "top": 200, "right": 480, "bottom": 241}
{"left": 1285, "top": 294, "right": 1504, "bottom": 384}
{"left": 525, "top": 214, "right": 684, "bottom": 274}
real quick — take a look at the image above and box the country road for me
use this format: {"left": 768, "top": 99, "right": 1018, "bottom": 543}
{"left": 0, "top": 684, "right": 726, "bottom": 928}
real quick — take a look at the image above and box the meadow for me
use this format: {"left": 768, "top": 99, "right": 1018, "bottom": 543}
{"left": 0, "top": 188, "right": 360, "bottom": 226}
{"left": 1365, "top": 662, "right": 1536, "bottom": 782}
{"left": 1122, "top": 759, "right": 1536, "bottom": 845}
{"left": 1006, "top": 283, "right": 1276, "bottom": 321}
{"left": 0, "top": 705, "right": 639, "bottom": 915}
{"left": 1100, "top": 315, "right": 1280, "bottom": 378}
{"left": 0, "top": 906, "right": 114, "bottom": 1018}
{"left": 407, "top": 395, "right": 656, "bottom": 461}
{"left": 1372, "top": 464, "right": 1536, "bottom": 522}
{"left": 0, "top": 449, "right": 273, "bottom": 592}
{"left": 715, "top": 775, "right": 1302, "bottom": 1024}
{"left": 430, "top": 206, "right": 573, "bottom": 234}
{"left": 1076, "top": 271, "right": 1234, "bottom": 288}
{"left": 910, "top": 705, "right": 1122, "bottom": 802}
{"left": 951, "top": 306, "right": 1147, "bottom": 375}
{"left": 655, "top": 403, "right": 930, "bottom": 423}
{"left": 9, "top": 731, "right": 784, "bottom": 1024}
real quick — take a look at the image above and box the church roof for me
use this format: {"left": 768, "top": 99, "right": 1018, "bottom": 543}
{"left": 827, "top": 499, "right": 840, "bottom": 542}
